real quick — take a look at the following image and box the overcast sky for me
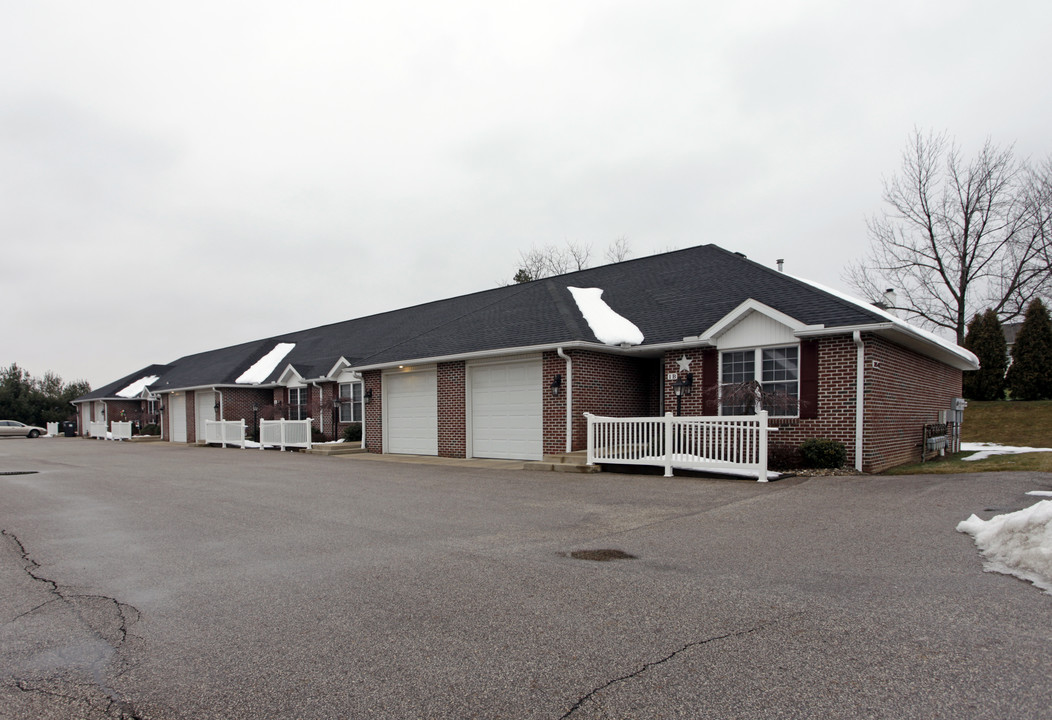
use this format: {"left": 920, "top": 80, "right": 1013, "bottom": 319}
{"left": 3, "top": 1, "right": 1049, "bottom": 389}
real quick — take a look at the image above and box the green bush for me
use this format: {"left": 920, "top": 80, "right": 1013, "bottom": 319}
{"left": 140, "top": 423, "right": 161, "bottom": 436}
{"left": 799, "top": 438, "right": 847, "bottom": 469}
{"left": 343, "top": 422, "right": 362, "bottom": 442}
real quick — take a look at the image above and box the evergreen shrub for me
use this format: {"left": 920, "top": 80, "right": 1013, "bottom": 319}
{"left": 799, "top": 438, "right": 847, "bottom": 469}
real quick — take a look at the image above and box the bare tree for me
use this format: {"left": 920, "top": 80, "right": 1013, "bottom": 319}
{"left": 605, "top": 236, "right": 632, "bottom": 263}
{"left": 508, "top": 237, "right": 635, "bottom": 284}
{"left": 845, "top": 129, "right": 1052, "bottom": 344}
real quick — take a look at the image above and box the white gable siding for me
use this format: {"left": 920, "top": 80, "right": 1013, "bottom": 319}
{"left": 716, "top": 311, "right": 797, "bottom": 349}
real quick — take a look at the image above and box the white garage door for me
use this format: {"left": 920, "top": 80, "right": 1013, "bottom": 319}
{"left": 470, "top": 360, "right": 543, "bottom": 461}
{"left": 386, "top": 371, "right": 438, "bottom": 455}
{"left": 170, "top": 394, "right": 187, "bottom": 443}
{"left": 194, "top": 391, "right": 215, "bottom": 444}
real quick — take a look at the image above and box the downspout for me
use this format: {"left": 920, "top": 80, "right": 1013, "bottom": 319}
{"left": 310, "top": 381, "right": 324, "bottom": 437}
{"left": 852, "top": 332, "right": 864, "bottom": 472}
{"left": 556, "top": 347, "right": 573, "bottom": 453}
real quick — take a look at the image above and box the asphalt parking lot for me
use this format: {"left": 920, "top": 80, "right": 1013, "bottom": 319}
{"left": 1, "top": 438, "right": 1050, "bottom": 719}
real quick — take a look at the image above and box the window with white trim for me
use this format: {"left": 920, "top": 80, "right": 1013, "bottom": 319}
{"left": 338, "top": 382, "right": 363, "bottom": 423}
{"left": 288, "top": 387, "right": 308, "bottom": 420}
{"left": 720, "top": 346, "right": 799, "bottom": 417}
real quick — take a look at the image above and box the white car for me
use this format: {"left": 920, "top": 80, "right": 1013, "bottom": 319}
{"left": 0, "top": 420, "right": 47, "bottom": 438}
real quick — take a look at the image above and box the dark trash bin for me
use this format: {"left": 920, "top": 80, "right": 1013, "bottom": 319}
{"left": 63, "top": 421, "right": 77, "bottom": 437}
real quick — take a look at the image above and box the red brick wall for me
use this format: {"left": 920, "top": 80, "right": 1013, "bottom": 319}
{"left": 105, "top": 400, "right": 146, "bottom": 427}
{"left": 363, "top": 370, "right": 383, "bottom": 453}
{"left": 438, "top": 361, "right": 466, "bottom": 457}
{"left": 544, "top": 350, "right": 660, "bottom": 454}
{"left": 758, "top": 336, "right": 859, "bottom": 467}
{"left": 218, "top": 388, "right": 272, "bottom": 437}
{"left": 862, "top": 335, "right": 963, "bottom": 472}
{"left": 663, "top": 335, "right": 964, "bottom": 473}
{"left": 662, "top": 348, "right": 709, "bottom": 417}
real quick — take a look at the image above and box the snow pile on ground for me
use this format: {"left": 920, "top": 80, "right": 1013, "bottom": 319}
{"left": 956, "top": 500, "right": 1052, "bottom": 594}
{"left": 567, "top": 287, "right": 644, "bottom": 346}
{"left": 1028, "top": 491, "right": 1052, "bottom": 497}
{"left": 960, "top": 442, "right": 1052, "bottom": 461}
{"left": 236, "top": 343, "right": 295, "bottom": 384}
{"left": 116, "top": 375, "right": 159, "bottom": 397}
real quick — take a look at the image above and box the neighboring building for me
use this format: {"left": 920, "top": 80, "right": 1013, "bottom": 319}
{"left": 73, "top": 245, "right": 977, "bottom": 472}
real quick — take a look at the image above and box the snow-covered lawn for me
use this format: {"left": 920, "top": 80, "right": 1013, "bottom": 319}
{"left": 960, "top": 442, "right": 1052, "bottom": 461}
{"left": 957, "top": 498, "right": 1052, "bottom": 595}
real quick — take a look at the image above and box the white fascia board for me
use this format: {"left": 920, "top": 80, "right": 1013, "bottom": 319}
{"left": 152, "top": 383, "right": 270, "bottom": 395}
{"left": 273, "top": 362, "right": 302, "bottom": 385}
{"left": 796, "top": 323, "right": 979, "bottom": 371}
{"left": 693, "top": 299, "right": 824, "bottom": 343}
{"left": 325, "top": 356, "right": 354, "bottom": 379}
{"left": 347, "top": 341, "right": 614, "bottom": 373}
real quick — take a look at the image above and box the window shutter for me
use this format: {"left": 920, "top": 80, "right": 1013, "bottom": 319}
{"left": 800, "top": 340, "right": 819, "bottom": 419}
{"left": 702, "top": 348, "right": 718, "bottom": 416}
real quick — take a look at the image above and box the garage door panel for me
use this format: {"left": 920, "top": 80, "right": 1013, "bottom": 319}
{"left": 386, "top": 371, "right": 437, "bottom": 455}
{"left": 470, "top": 361, "right": 542, "bottom": 461}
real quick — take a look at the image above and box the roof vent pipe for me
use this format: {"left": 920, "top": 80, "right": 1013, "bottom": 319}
{"left": 776, "top": 259, "right": 784, "bottom": 272}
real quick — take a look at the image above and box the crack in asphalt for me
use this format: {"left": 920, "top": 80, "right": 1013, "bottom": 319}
{"left": 1, "top": 528, "right": 152, "bottom": 719}
{"left": 558, "top": 612, "right": 805, "bottom": 719}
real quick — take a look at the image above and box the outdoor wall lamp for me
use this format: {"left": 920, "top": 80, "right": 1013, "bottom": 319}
{"left": 550, "top": 374, "right": 563, "bottom": 396}
{"left": 363, "top": 389, "right": 373, "bottom": 404}
{"left": 672, "top": 373, "right": 694, "bottom": 416}
{"left": 214, "top": 401, "right": 221, "bottom": 412}
{"left": 671, "top": 373, "right": 694, "bottom": 396}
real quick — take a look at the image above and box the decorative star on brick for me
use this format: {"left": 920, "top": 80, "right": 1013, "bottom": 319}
{"left": 676, "top": 355, "right": 692, "bottom": 373}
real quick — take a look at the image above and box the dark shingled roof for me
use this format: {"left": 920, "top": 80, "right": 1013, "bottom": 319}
{"left": 76, "top": 244, "right": 919, "bottom": 399}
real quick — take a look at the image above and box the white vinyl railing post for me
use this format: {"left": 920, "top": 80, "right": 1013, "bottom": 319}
{"left": 757, "top": 411, "right": 768, "bottom": 482}
{"left": 585, "top": 413, "right": 595, "bottom": 466}
{"left": 663, "top": 412, "right": 674, "bottom": 478}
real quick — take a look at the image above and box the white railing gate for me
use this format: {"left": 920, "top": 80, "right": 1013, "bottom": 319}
{"left": 259, "top": 418, "right": 313, "bottom": 451}
{"left": 204, "top": 419, "right": 247, "bottom": 449}
{"left": 586, "top": 411, "right": 769, "bottom": 481}
{"left": 110, "top": 421, "right": 133, "bottom": 441}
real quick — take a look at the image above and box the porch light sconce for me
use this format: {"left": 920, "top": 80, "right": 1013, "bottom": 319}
{"left": 672, "top": 374, "right": 694, "bottom": 398}
{"left": 159, "top": 405, "right": 165, "bottom": 413}
{"left": 363, "top": 389, "right": 373, "bottom": 404}
{"left": 550, "top": 374, "right": 563, "bottom": 396}
{"left": 672, "top": 373, "right": 693, "bottom": 416}
{"left": 214, "top": 401, "right": 221, "bottom": 412}
{"left": 252, "top": 403, "right": 258, "bottom": 413}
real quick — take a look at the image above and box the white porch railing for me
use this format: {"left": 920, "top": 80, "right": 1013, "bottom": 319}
{"left": 110, "top": 421, "right": 133, "bottom": 441}
{"left": 89, "top": 421, "right": 108, "bottom": 438}
{"left": 259, "top": 418, "right": 313, "bottom": 451}
{"left": 585, "top": 411, "right": 769, "bottom": 481}
{"left": 46, "top": 422, "right": 59, "bottom": 436}
{"left": 204, "top": 419, "right": 247, "bottom": 449}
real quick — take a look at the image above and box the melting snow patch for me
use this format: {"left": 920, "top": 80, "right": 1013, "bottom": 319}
{"left": 960, "top": 442, "right": 1052, "bottom": 461}
{"left": 236, "top": 343, "right": 296, "bottom": 384}
{"left": 567, "top": 287, "right": 644, "bottom": 346}
{"left": 957, "top": 500, "right": 1052, "bottom": 594}
{"left": 1028, "top": 491, "right": 1052, "bottom": 497}
{"left": 116, "top": 375, "right": 159, "bottom": 398}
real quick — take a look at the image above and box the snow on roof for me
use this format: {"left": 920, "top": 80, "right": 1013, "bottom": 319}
{"left": 789, "top": 275, "right": 979, "bottom": 367}
{"left": 957, "top": 499, "right": 1052, "bottom": 595}
{"left": 235, "top": 343, "right": 296, "bottom": 384}
{"left": 115, "top": 375, "right": 159, "bottom": 398}
{"left": 568, "top": 287, "right": 644, "bottom": 346}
